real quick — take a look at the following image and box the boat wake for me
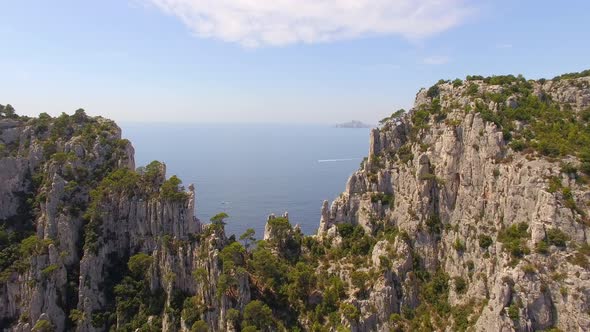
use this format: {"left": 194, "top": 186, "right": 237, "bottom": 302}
{"left": 317, "top": 158, "right": 359, "bottom": 163}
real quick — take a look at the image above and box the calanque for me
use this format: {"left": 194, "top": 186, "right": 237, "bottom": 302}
{"left": 1, "top": 71, "right": 590, "bottom": 332}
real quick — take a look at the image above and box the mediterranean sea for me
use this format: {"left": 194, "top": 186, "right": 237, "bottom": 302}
{"left": 121, "top": 123, "right": 369, "bottom": 238}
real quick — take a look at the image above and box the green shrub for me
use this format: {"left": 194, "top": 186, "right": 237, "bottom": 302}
{"left": 521, "top": 264, "right": 536, "bottom": 274}
{"left": 562, "top": 187, "right": 578, "bottom": 211}
{"left": 0, "top": 104, "right": 18, "bottom": 119}
{"left": 249, "top": 242, "right": 287, "bottom": 291}
{"left": 340, "top": 303, "right": 359, "bottom": 322}
{"left": 72, "top": 108, "right": 88, "bottom": 122}
{"left": 421, "top": 270, "right": 450, "bottom": 315}
{"left": 285, "top": 262, "right": 317, "bottom": 309}
{"left": 466, "top": 75, "right": 484, "bottom": 81}
{"left": 335, "top": 223, "right": 374, "bottom": 257}
{"left": 498, "top": 223, "right": 530, "bottom": 259}
{"left": 350, "top": 271, "right": 369, "bottom": 298}
{"left": 466, "top": 83, "right": 479, "bottom": 96}
{"left": 547, "top": 176, "right": 562, "bottom": 193}
{"left": 391, "top": 109, "right": 406, "bottom": 118}
{"left": 535, "top": 240, "right": 549, "bottom": 254}
{"left": 243, "top": 300, "right": 274, "bottom": 331}
{"left": 69, "top": 309, "right": 84, "bottom": 324}
{"left": 20, "top": 235, "right": 52, "bottom": 257}
{"left": 453, "top": 239, "right": 466, "bottom": 252}
{"left": 451, "top": 303, "right": 474, "bottom": 332}
{"left": 193, "top": 268, "right": 208, "bottom": 283}
{"left": 161, "top": 175, "right": 187, "bottom": 201}
{"left": 191, "top": 320, "right": 209, "bottom": 332}
{"left": 127, "top": 253, "right": 153, "bottom": 279}
{"left": 389, "top": 313, "right": 402, "bottom": 323}
{"left": 64, "top": 181, "right": 78, "bottom": 194}
{"left": 412, "top": 109, "right": 430, "bottom": 128}
{"left": 507, "top": 304, "right": 519, "bottom": 321}
{"left": 426, "top": 214, "right": 442, "bottom": 235}
{"left": 219, "top": 242, "right": 246, "bottom": 272}
{"left": 560, "top": 162, "right": 578, "bottom": 175}
{"left": 41, "top": 264, "right": 59, "bottom": 277}
{"left": 492, "top": 168, "right": 500, "bottom": 177}
{"left": 32, "top": 319, "right": 54, "bottom": 332}
{"left": 478, "top": 235, "right": 493, "bottom": 249}
{"left": 509, "top": 140, "right": 527, "bottom": 152}
{"left": 42, "top": 141, "right": 57, "bottom": 159}
{"left": 553, "top": 69, "right": 590, "bottom": 80}
{"left": 370, "top": 192, "right": 393, "bottom": 207}
{"left": 546, "top": 228, "right": 569, "bottom": 248}
{"left": 485, "top": 74, "right": 522, "bottom": 86}
{"left": 210, "top": 212, "right": 228, "bottom": 228}
{"left": 226, "top": 308, "right": 240, "bottom": 324}
{"left": 239, "top": 228, "right": 256, "bottom": 250}
{"left": 379, "top": 109, "right": 406, "bottom": 125}
{"left": 419, "top": 172, "right": 443, "bottom": 183}
{"left": 182, "top": 296, "right": 205, "bottom": 328}
{"left": 427, "top": 85, "right": 440, "bottom": 99}
{"left": 567, "top": 252, "right": 589, "bottom": 269}
{"left": 454, "top": 276, "right": 467, "bottom": 294}
{"left": 397, "top": 144, "right": 414, "bottom": 164}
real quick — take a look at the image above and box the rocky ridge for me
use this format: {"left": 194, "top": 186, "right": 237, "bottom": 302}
{"left": 318, "top": 73, "right": 590, "bottom": 331}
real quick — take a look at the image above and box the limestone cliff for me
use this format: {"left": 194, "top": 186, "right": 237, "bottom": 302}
{"left": 0, "top": 109, "right": 249, "bottom": 332}
{"left": 318, "top": 74, "right": 590, "bottom": 331}
{"left": 1, "top": 70, "right": 590, "bottom": 332}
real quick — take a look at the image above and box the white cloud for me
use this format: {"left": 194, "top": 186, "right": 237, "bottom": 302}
{"left": 144, "top": 0, "right": 475, "bottom": 47}
{"left": 422, "top": 55, "right": 450, "bottom": 65}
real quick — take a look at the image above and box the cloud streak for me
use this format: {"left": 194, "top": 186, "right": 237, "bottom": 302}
{"left": 496, "top": 43, "right": 512, "bottom": 49}
{"left": 422, "top": 55, "right": 450, "bottom": 65}
{"left": 145, "top": 0, "right": 475, "bottom": 47}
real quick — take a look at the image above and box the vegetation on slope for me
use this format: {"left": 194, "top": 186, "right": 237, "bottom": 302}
{"left": 411, "top": 71, "right": 590, "bottom": 166}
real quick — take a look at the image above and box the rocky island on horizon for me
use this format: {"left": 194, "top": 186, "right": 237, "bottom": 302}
{"left": 335, "top": 120, "right": 373, "bottom": 128}
{"left": 1, "top": 69, "right": 590, "bottom": 331}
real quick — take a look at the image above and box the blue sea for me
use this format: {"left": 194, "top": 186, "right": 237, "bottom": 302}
{"left": 121, "top": 124, "right": 369, "bottom": 238}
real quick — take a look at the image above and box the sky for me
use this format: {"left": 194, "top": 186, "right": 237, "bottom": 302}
{"left": 0, "top": 0, "right": 588, "bottom": 124}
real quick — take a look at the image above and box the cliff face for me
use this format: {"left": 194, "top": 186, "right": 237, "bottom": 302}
{"left": 0, "top": 109, "right": 134, "bottom": 331}
{"left": 318, "top": 75, "right": 590, "bottom": 331}
{"left": 0, "top": 109, "right": 248, "bottom": 332}
{"left": 1, "top": 71, "right": 590, "bottom": 332}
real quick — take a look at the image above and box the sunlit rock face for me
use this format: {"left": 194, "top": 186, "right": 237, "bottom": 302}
{"left": 317, "top": 76, "right": 590, "bottom": 331}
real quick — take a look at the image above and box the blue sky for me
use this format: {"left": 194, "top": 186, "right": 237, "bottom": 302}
{"left": 0, "top": 0, "right": 588, "bottom": 124}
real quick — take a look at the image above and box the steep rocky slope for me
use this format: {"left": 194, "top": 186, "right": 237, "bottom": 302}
{"left": 317, "top": 73, "right": 590, "bottom": 331}
{"left": 0, "top": 109, "right": 243, "bottom": 332}
{"left": 1, "top": 70, "right": 589, "bottom": 332}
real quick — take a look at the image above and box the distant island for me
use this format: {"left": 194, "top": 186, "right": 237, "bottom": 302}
{"left": 335, "top": 120, "right": 373, "bottom": 128}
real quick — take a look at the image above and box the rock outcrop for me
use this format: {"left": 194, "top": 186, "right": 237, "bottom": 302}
{"left": 0, "top": 110, "right": 248, "bottom": 332}
{"left": 317, "top": 74, "right": 590, "bottom": 331}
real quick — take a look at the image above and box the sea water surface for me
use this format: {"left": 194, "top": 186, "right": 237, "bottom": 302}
{"left": 121, "top": 123, "right": 369, "bottom": 238}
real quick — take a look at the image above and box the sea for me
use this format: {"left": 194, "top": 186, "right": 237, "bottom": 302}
{"left": 121, "top": 123, "right": 370, "bottom": 238}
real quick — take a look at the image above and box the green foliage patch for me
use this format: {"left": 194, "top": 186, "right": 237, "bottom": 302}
{"left": 498, "top": 223, "right": 530, "bottom": 260}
